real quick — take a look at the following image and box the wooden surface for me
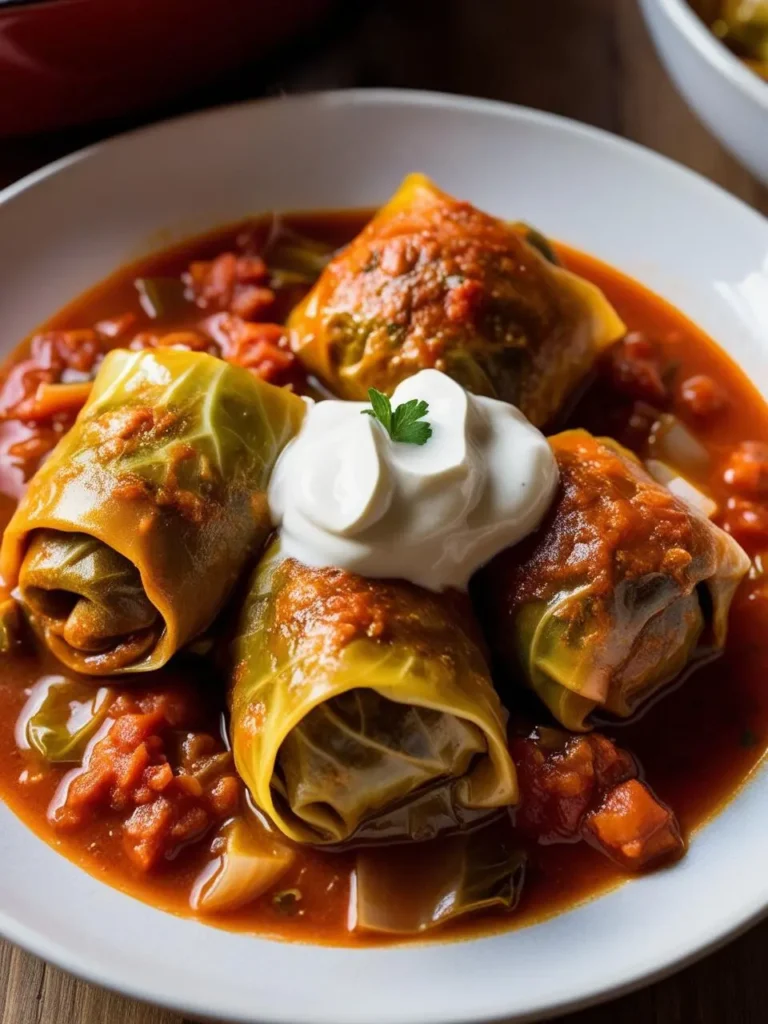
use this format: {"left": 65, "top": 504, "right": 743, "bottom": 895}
{"left": 0, "top": 2, "right": 766, "bottom": 1022}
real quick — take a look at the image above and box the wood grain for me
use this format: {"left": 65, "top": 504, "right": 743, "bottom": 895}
{"left": 0, "top": 1, "right": 765, "bottom": 1022}
{"left": 0, "top": 943, "right": 181, "bottom": 1024}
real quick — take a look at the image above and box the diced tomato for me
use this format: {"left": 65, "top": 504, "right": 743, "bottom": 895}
{"left": 209, "top": 775, "right": 241, "bottom": 816}
{"left": 605, "top": 332, "right": 671, "bottom": 405}
{"left": 721, "top": 496, "right": 768, "bottom": 549}
{"left": 205, "top": 313, "right": 306, "bottom": 389}
{"left": 586, "top": 732, "right": 637, "bottom": 789}
{"left": 511, "top": 732, "right": 635, "bottom": 844}
{"left": 230, "top": 285, "right": 276, "bottom": 321}
{"left": 585, "top": 779, "right": 685, "bottom": 870}
{"left": 186, "top": 253, "right": 271, "bottom": 318}
{"left": 514, "top": 731, "right": 683, "bottom": 872}
{"left": 123, "top": 798, "right": 174, "bottom": 872}
{"left": 33, "top": 329, "right": 103, "bottom": 376}
{"left": 0, "top": 328, "right": 107, "bottom": 482}
{"left": 4, "top": 424, "right": 64, "bottom": 480}
{"left": 50, "top": 691, "right": 241, "bottom": 872}
{"left": 146, "top": 762, "right": 174, "bottom": 792}
{"left": 0, "top": 329, "right": 103, "bottom": 420}
{"left": 678, "top": 374, "right": 727, "bottom": 419}
{"left": 723, "top": 441, "right": 768, "bottom": 498}
{"left": 95, "top": 312, "right": 138, "bottom": 341}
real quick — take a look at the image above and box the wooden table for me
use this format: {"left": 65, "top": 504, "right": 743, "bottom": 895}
{"left": 0, "top": 2, "right": 765, "bottom": 1022}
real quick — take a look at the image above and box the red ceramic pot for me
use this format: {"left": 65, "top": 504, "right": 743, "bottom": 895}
{"left": 0, "top": 0, "right": 333, "bottom": 136}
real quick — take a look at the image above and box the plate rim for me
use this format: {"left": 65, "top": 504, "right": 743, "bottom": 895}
{"left": 1, "top": 87, "right": 767, "bottom": 229}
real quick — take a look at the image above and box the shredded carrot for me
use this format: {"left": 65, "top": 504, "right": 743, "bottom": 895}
{"left": 23, "top": 381, "right": 93, "bottom": 421}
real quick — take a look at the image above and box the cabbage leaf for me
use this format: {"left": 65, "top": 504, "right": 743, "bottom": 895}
{"left": 356, "top": 826, "right": 525, "bottom": 934}
{"left": 1, "top": 348, "right": 306, "bottom": 674}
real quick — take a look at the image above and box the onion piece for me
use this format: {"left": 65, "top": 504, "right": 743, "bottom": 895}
{"left": 645, "top": 459, "right": 718, "bottom": 518}
{"left": 191, "top": 818, "right": 295, "bottom": 914}
{"left": 648, "top": 414, "right": 710, "bottom": 475}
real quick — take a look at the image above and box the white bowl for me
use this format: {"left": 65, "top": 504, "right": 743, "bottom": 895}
{"left": 0, "top": 89, "right": 767, "bottom": 1024}
{"left": 640, "top": 0, "right": 768, "bottom": 184}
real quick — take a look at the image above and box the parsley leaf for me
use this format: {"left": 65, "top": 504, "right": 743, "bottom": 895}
{"left": 391, "top": 398, "right": 432, "bottom": 445}
{"left": 361, "top": 388, "right": 392, "bottom": 434}
{"left": 361, "top": 388, "right": 432, "bottom": 445}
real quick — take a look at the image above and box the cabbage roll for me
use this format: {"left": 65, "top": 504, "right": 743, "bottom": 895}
{"left": 288, "top": 174, "right": 625, "bottom": 427}
{"left": 476, "top": 430, "right": 750, "bottom": 730}
{"left": 1, "top": 349, "right": 305, "bottom": 674}
{"left": 230, "top": 542, "right": 517, "bottom": 844}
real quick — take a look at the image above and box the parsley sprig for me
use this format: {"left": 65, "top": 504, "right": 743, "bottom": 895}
{"left": 362, "top": 387, "right": 432, "bottom": 446}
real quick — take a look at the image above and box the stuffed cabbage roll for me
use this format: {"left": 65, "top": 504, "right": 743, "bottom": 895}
{"left": 1, "top": 349, "right": 305, "bottom": 674}
{"left": 288, "top": 174, "right": 625, "bottom": 427}
{"left": 230, "top": 542, "right": 517, "bottom": 844}
{"left": 476, "top": 430, "right": 750, "bottom": 730}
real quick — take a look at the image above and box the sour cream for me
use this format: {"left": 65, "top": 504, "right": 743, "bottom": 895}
{"left": 268, "top": 369, "right": 558, "bottom": 592}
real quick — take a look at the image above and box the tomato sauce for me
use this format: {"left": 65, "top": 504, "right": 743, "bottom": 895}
{"left": 0, "top": 211, "right": 766, "bottom": 945}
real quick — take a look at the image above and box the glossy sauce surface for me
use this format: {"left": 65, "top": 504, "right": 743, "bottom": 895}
{"left": 0, "top": 211, "right": 766, "bottom": 945}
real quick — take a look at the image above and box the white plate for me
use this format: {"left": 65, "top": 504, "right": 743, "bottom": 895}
{"left": 0, "top": 90, "right": 767, "bottom": 1024}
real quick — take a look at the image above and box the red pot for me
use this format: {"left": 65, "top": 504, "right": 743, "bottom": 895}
{"left": 0, "top": 0, "right": 333, "bottom": 136}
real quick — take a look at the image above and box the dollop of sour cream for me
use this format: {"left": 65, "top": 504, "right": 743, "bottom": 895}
{"left": 268, "top": 369, "right": 558, "bottom": 592}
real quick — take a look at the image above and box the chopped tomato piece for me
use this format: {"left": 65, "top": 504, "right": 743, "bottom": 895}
{"left": 605, "top": 332, "right": 670, "bottom": 405}
{"left": 95, "top": 312, "right": 138, "bottom": 340}
{"left": 0, "top": 330, "right": 103, "bottom": 420}
{"left": 723, "top": 441, "right": 768, "bottom": 498}
{"left": 4, "top": 423, "right": 64, "bottom": 481}
{"left": 123, "top": 798, "right": 174, "bottom": 872}
{"left": 187, "top": 253, "right": 271, "bottom": 318}
{"left": 678, "top": 374, "right": 727, "bottom": 419}
{"left": 50, "top": 691, "right": 241, "bottom": 872}
{"left": 515, "top": 730, "right": 684, "bottom": 870}
{"left": 511, "top": 731, "right": 636, "bottom": 844}
{"left": 33, "top": 329, "right": 103, "bottom": 376}
{"left": 209, "top": 775, "right": 241, "bottom": 816}
{"left": 230, "top": 285, "right": 276, "bottom": 321}
{"left": 585, "top": 779, "right": 685, "bottom": 870}
{"left": 721, "top": 496, "right": 768, "bottom": 550}
{"left": 205, "top": 313, "right": 306, "bottom": 389}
